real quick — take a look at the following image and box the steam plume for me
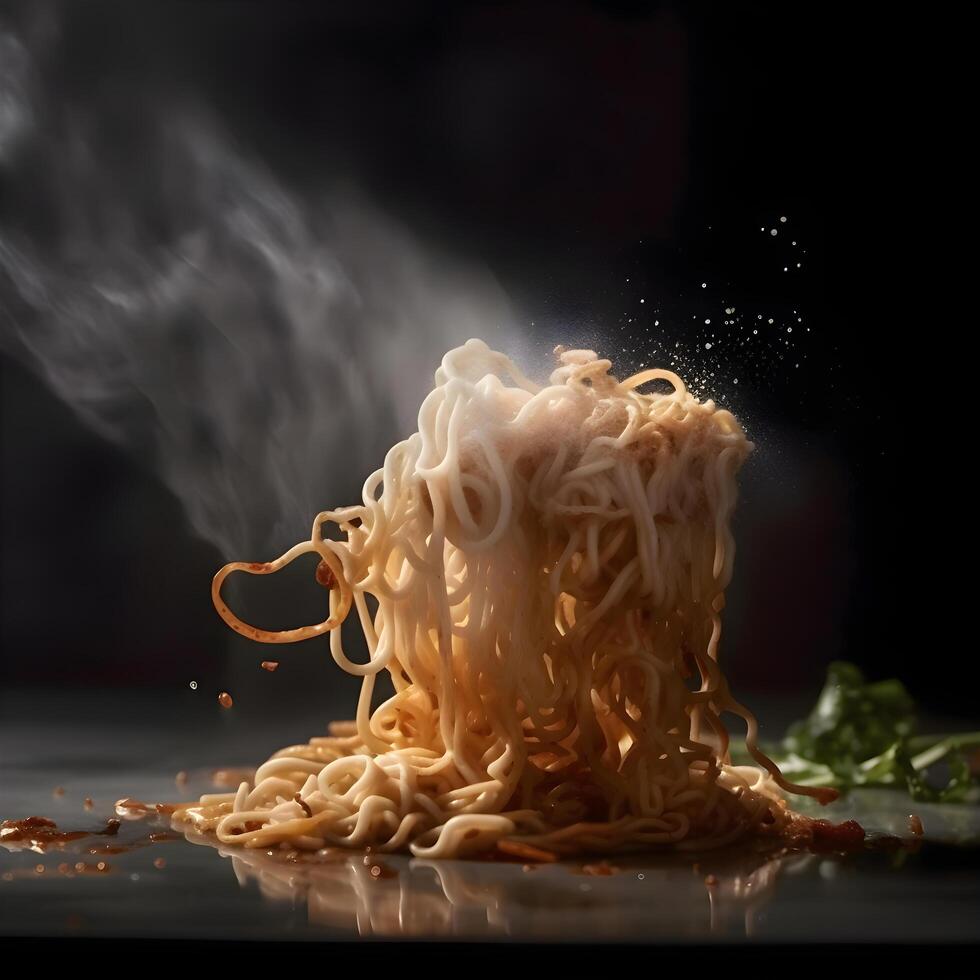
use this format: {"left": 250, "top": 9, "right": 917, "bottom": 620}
{"left": 0, "top": 15, "right": 516, "bottom": 556}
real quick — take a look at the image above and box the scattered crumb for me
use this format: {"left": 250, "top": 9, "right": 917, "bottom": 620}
{"left": 175, "top": 771, "right": 188, "bottom": 789}
{"left": 211, "top": 768, "right": 255, "bottom": 789}
{"left": 83, "top": 798, "right": 94, "bottom": 811}
{"left": 53, "top": 787, "right": 65, "bottom": 798}
{"left": 115, "top": 798, "right": 153, "bottom": 819}
{"left": 705, "top": 874, "right": 719, "bottom": 887}
{"left": 909, "top": 814, "right": 924, "bottom": 837}
{"left": 260, "top": 661, "right": 279, "bottom": 672}
{"left": 218, "top": 692, "right": 234, "bottom": 709}
{"left": 153, "top": 858, "right": 166, "bottom": 870}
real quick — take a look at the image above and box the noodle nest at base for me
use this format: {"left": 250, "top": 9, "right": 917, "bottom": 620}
{"left": 174, "top": 340, "right": 833, "bottom": 859}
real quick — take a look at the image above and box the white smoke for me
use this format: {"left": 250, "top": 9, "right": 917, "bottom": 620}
{"left": 0, "top": 14, "right": 517, "bottom": 557}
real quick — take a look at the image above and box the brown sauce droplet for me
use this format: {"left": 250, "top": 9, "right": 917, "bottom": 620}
{"left": 315, "top": 560, "right": 337, "bottom": 589}
{"left": 218, "top": 692, "right": 234, "bottom": 709}
{"left": 260, "top": 661, "right": 279, "bottom": 672}
{"left": 64, "top": 861, "right": 112, "bottom": 876}
{"left": 229, "top": 820, "right": 264, "bottom": 836}
{"left": 580, "top": 861, "right": 619, "bottom": 876}
{"left": 368, "top": 862, "right": 397, "bottom": 880}
{"left": 153, "top": 858, "right": 167, "bottom": 869}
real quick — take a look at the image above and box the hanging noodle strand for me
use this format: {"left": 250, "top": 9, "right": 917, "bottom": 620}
{"left": 174, "top": 340, "right": 835, "bottom": 858}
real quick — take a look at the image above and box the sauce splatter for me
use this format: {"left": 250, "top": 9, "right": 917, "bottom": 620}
{"left": 218, "top": 692, "right": 234, "bottom": 709}
{"left": 0, "top": 816, "right": 119, "bottom": 854}
{"left": 495, "top": 840, "right": 558, "bottom": 863}
{"left": 809, "top": 819, "right": 866, "bottom": 851}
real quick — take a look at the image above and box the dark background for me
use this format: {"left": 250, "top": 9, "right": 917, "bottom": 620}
{"left": 0, "top": 2, "right": 962, "bottom": 722}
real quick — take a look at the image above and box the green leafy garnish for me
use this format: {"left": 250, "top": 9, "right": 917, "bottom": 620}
{"left": 743, "top": 661, "right": 980, "bottom": 802}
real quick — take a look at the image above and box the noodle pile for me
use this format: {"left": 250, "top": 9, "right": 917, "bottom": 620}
{"left": 174, "top": 339, "right": 833, "bottom": 858}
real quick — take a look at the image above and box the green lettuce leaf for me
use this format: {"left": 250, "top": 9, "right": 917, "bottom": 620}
{"left": 741, "top": 661, "right": 980, "bottom": 802}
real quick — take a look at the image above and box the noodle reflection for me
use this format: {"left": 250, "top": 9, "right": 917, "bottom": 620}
{"left": 182, "top": 828, "right": 805, "bottom": 939}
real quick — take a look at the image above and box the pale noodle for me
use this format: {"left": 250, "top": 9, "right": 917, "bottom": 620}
{"left": 174, "top": 339, "right": 834, "bottom": 857}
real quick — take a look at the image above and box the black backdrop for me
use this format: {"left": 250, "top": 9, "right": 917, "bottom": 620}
{"left": 0, "top": 2, "right": 965, "bottom": 718}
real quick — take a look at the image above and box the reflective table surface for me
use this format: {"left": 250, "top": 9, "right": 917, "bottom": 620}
{"left": 2, "top": 691, "right": 979, "bottom": 943}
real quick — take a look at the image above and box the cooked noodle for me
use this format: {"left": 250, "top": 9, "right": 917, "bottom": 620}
{"left": 174, "top": 339, "right": 835, "bottom": 858}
